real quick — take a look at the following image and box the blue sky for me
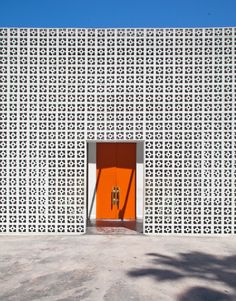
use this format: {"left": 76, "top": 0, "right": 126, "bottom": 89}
{"left": 0, "top": 0, "right": 235, "bottom": 28}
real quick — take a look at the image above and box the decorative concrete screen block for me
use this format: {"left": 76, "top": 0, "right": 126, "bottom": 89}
{"left": 0, "top": 27, "right": 235, "bottom": 234}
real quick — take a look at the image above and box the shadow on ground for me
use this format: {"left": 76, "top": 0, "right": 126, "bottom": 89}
{"left": 179, "top": 286, "right": 232, "bottom": 301}
{"left": 127, "top": 252, "right": 236, "bottom": 301}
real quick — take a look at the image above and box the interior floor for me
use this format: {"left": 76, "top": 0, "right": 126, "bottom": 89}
{"left": 86, "top": 220, "right": 143, "bottom": 235}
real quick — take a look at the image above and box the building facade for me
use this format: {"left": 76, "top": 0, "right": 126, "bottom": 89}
{"left": 0, "top": 27, "right": 235, "bottom": 235}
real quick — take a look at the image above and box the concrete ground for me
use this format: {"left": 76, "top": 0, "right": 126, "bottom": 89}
{"left": 0, "top": 234, "right": 236, "bottom": 301}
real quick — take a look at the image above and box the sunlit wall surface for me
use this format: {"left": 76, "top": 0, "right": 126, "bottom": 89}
{"left": 0, "top": 28, "right": 235, "bottom": 234}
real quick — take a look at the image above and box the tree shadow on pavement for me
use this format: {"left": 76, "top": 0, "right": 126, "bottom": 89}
{"left": 127, "top": 252, "right": 236, "bottom": 301}
{"left": 179, "top": 286, "right": 232, "bottom": 301}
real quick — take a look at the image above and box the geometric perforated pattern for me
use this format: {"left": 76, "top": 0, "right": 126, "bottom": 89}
{"left": 0, "top": 28, "right": 235, "bottom": 234}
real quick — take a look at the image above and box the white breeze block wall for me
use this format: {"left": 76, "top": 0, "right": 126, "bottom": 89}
{"left": 0, "top": 28, "right": 235, "bottom": 234}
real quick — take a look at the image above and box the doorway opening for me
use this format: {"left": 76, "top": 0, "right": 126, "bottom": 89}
{"left": 86, "top": 141, "right": 144, "bottom": 234}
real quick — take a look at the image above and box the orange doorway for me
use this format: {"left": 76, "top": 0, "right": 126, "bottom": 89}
{"left": 96, "top": 143, "right": 136, "bottom": 220}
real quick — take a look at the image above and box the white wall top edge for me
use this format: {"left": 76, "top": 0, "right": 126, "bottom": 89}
{"left": 0, "top": 26, "right": 235, "bottom": 30}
